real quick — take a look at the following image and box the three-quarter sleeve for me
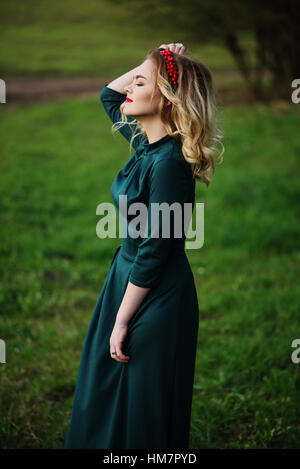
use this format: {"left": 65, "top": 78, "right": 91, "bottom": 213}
{"left": 99, "top": 84, "right": 144, "bottom": 150}
{"left": 128, "top": 158, "right": 192, "bottom": 289}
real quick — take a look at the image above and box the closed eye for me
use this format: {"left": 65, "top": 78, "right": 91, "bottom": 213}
{"left": 136, "top": 84, "right": 143, "bottom": 86}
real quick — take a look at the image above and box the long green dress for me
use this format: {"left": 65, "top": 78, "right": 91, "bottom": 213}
{"left": 64, "top": 84, "right": 199, "bottom": 449}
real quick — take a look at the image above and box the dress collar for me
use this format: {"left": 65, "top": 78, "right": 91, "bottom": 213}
{"left": 142, "top": 133, "right": 174, "bottom": 151}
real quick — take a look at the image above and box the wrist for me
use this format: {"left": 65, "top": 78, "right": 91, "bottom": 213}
{"left": 115, "top": 316, "right": 128, "bottom": 327}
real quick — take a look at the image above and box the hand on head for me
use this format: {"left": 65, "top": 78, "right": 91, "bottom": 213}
{"left": 158, "top": 43, "right": 186, "bottom": 55}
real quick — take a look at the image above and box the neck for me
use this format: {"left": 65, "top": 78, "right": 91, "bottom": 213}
{"left": 136, "top": 116, "right": 168, "bottom": 144}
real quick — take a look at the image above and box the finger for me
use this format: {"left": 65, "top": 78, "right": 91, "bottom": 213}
{"left": 159, "top": 44, "right": 168, "bottom": 49}
{"left": 117, "top": 358, "right": 130, "bottom": 363}
{"left": 110, "top": 347, "right": 129, "bottom": 363}
{"left": 116, "top": 344, "right": 130, "bottom": 361}
{"left": 114, "top": 354, "right": 130, "bottom": 363}
{"left": 110, "top": 350, "right": 124, "bottom": 363}
{"left": 110, "top": 347, "right": 120, "bottom": 357}
{"left": 174, "top": 43, "right": 184, "bottom": 54}
{"left": 169, "top": 43, "right": 176, "bottom": 52}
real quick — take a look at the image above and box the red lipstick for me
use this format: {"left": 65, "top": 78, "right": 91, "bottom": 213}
{"left": 125, "top": 97, "right": 133, "bottom": 103}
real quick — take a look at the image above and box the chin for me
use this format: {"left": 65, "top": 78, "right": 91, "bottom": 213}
{"left": 124, "top": 109, "right": 134, "bottom": 117}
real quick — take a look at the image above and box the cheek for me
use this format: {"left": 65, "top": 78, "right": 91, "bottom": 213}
{"left": 143, "top": 92, "right": 160, "bottom": 110}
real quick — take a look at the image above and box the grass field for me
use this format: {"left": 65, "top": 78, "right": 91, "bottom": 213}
{"left": 0, "top": 93, "right": 299, "bottom": 448}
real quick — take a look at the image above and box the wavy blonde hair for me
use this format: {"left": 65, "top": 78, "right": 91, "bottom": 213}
{"left": 111, "top": 47, "right": 224, "bottom": 187}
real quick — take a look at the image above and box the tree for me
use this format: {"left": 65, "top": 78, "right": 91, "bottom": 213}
{"left": 106, "top": 0, "right": 299, "bottom": 100}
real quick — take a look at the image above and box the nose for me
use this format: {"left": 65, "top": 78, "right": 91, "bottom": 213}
{"left": 124, "top": 83, "right": 133, "bottom": 94}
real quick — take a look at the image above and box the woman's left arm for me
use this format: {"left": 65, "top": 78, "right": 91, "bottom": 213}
{"left": 115, "top": 281, "right": 150, "bottom": 326}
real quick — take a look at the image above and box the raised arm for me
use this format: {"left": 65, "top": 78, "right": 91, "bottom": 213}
{"left": 105, "top": 65, "right": 141, "bottom": 94}
{"left": 99, "top": 65, "right": 145, "bottom": 150}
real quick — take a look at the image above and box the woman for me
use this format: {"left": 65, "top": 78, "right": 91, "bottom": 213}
{"left": 64, "top": 43, "right": 223, "bottom": 449}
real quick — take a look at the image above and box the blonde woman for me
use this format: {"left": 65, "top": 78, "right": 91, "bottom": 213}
{"left": 64, "top": 43, "right": 223, "bottom": 449}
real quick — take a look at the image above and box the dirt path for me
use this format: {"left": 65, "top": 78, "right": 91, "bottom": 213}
{"left": 5, "top": 77, "right": 109, "bottom": 104}
{"left": 5, "top": 73, "right": 256, "bottom": 106}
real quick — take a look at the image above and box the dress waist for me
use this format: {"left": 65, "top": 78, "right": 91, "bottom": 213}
{"left": 119, "top": 243, "right": 186, "bottom": 262}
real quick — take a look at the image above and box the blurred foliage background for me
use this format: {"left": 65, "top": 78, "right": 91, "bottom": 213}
{"left": 0, "top": 0, "right": 299, "bottom": 449}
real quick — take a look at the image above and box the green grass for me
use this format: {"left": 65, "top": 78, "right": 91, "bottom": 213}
{"left": 0, "top": 96, "right": 299, "bottom": 448}
{"left": 0, "top": 0, "right": 249, "bottom": 77}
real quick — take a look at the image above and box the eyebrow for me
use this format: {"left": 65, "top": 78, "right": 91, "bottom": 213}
{"left": 134, "top": 74, "right": 147, "bottom": 80}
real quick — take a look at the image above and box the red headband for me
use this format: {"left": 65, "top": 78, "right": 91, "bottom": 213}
{"left": 159, "top": 48, "right": 179, "bottom": 91}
